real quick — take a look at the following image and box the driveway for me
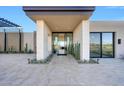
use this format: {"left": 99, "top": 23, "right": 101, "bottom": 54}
{"left": 0, "top": 54, "right": 124, "bottom": 86}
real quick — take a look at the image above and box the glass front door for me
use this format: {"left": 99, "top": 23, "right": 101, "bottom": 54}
{"left": 52, "top": 33, "right": 72, "bottom": 54}
{"left": 58, "top": 33, "right": 65, "bottom": 49}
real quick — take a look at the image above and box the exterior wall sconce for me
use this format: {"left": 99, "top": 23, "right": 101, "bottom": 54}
{"left": 118, "top": 39, "right": 121, "bottom": 44}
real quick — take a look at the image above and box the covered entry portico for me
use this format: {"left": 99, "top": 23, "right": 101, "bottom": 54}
{"left": 23, "top": 6, "right": 95, "bottom": 61}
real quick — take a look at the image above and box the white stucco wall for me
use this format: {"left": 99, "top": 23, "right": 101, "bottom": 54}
{"left": 73, "top": 22, "right": 82, "bottom": 44}
{"left": 116, "top": 28, "right": 124, "bottom": 58}
{"left": 36, "top": 20, "right": 52, "bottom": 60}
{"left": 44, "top": 22, "right": 52, "bottom": 58}
{"left": 73, "top": 20, "right": 90, "bottom": 60}
{"left": 90, "top": 21, "right": 124, "bottom": 58}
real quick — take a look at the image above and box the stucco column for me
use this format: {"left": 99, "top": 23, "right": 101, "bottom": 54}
{"left": 80, "top": 20, "right": 90, "bottom": 61}
{"left": 36, "top": 20, "right": 45, "bottom": 60}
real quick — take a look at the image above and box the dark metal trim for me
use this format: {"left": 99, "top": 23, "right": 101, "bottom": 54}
{"left": 112, "top": 32, "right": 115, "bottom": 58}
{"left": 4, "top": 29, "right": 6, "bottom": 52}
{"left": 23, "top": 6, "right": 95, "bottom": 12}
{"left": 19, "top": 30, "right": 21, "bottom": 52}
{"left": 100, "top": 32, "right": 102, "bottom": 58}
{"left": 0, "top": 18, "right": 21, "bottom": 27}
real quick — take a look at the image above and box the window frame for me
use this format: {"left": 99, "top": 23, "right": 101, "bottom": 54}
{"left": 90, "top": 32, "right": 115, "bottom": 58}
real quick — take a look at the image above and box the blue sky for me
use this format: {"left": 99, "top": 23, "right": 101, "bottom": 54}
{"left": 91, "top": 6, "right": 124, "bottom": 20}
{"left": 0, "top": 6, "right": 124, "bottom": 32}
{"left": 0, "top": 6, "right": 36, "bottom": 32}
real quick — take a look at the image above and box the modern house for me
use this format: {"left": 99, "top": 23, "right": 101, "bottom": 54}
{"left": 23, "top": 6, "right": 124, "bottom": 61}
{"left": 1, "top": 6, "right": 124, "bottom": 62}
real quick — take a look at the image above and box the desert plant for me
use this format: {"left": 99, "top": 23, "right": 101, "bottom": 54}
{"left": 0, "top": 46, "right": 1, "bottom": 51}
{"left": 77, "top": 43, "right": 80, "bottom": 60}
{"left": 67, "top": 42, "right": 80, "bottom": 60}
{"left": 67, "top": 42, "right": 71, "bottom": 54}
{"left": 74, "top": 43, "right": 77, "bottom": 59}
{"left": 10, "top": 46, "right": 13, "bottom": 52}
{"left": 10, "top": 46, "right": 16, "bottom": 53}
{"left": 70, "top": 43, "right": 74, "bottom": 55}
{"left": 25, "top": 43, "right": 28, "bottom": 53}
{"left": 28, "top": 49, "right": 33, "bottom": 53}
{"left": 28, "top": 54, "right": 53, "bottom": 64}
{"left": 78, "top": 59, "right": 99, "bottom": 64}
{"left": 7, "top": 48, "right": 11, "bottom": 53}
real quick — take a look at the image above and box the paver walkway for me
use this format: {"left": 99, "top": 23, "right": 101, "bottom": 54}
{"left": 0, "top": 54, "right": 124, "bottom": 86}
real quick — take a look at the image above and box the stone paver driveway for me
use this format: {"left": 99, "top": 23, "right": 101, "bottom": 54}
{"left": 0, "top": 54, "right": 124, "bottom": 86}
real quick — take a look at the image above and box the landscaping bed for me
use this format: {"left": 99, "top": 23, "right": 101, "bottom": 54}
{"left": 28, "top": 54, "right": 53, "bottom": 64}
{"left": 77, "top": 59, "right": 99, "bottom": 64}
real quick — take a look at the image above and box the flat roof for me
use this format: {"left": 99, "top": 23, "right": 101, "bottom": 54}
{"left": 23, "top": 6, "right": 95, "bottom": 12}
{"left": 90, "top": 21, "right": 124, "bottom": 28}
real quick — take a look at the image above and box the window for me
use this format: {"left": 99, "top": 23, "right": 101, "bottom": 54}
{"left": 90, "top": 32, "right": 114, "bottom": 58}
{"left": 90, "top": 33, "right": 101, "bottom": 58}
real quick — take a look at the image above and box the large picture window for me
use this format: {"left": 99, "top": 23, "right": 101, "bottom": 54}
{"left": 90, "top": 32, "right": 114, "bottom": 58}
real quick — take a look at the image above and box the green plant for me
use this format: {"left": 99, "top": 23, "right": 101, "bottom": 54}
{"left": 69, "top": 42, "right": 73, "bottom": 55}
{"left": 25, "top": 43, "right": 28, "bottom": 53}
{"left": 21, "top": 50, "right": 25, "bottom": 53}
{"left": 28, "top": 54, "right": 53, "bottom": 64}
{"left": 67, "top": 42, "right": 80, "bottom": 60}
{"left": 28, "top": 49, "right": 33, "bottom": 53}
{"left": 74, "top": 43, "right": 78, "bottom": 59}
{"left": 0, "top": 46, "right": 3, "bottom": 53}
{"left": 78, "top": 59, "right": 99, "bottom": 64}
{"left": 10, "top": 46, "right": 16, "bottom": 53}
{"left": 10, "top": 46, "right": 13, "bottom": 52}
{"left": 77, "top": 43, "right": 80, "bottom": 60}
{"left": 7, "top": 47, "right": 11, "bottom": 53}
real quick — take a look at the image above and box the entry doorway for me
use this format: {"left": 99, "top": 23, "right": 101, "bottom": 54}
{"left": 52, "top": 32, "right": 73, "bottom": 55}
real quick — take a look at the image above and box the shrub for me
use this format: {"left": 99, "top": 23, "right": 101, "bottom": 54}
{"left": 78, "top": 59, "right": 99, "bottom": 64}
{"left": 28, "top": 54, "right": 53, "bottom": 64}
{"left": 28, "top": 49, "right": 33, "bottom": 53}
